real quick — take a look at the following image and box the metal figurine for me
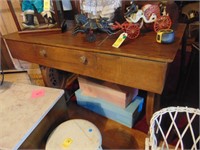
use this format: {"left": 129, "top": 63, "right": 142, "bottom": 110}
{"left": 124, "top": 0, "right": 138, "bottom": 18}
{"left": 61, "top": 0, "right": 121, "bottom": 42}
{"left": 112, "top": 1, "right": 172, "bottom": 39}
{"left": 72, "top": 14, "right": 116, "bottom": 42}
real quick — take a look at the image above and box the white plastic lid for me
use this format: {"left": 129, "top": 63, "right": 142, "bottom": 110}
{"left": 46, "top": 119, "right": 102, "bottom": 150}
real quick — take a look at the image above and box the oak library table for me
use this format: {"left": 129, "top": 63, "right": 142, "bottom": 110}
{"left": 3, "top": 23, "right": 186, "bottom": 124}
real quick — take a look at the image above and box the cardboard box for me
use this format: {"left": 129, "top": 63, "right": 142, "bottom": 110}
{"left": 78, "top": 76, "right": 138, "bottom": 108}
{"left": 75, "top": 89, "right": 144, "bottom": 128}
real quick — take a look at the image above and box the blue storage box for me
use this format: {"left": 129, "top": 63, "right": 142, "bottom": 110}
{"left": 75, "top": 89, "right": 144, "bottom": 128}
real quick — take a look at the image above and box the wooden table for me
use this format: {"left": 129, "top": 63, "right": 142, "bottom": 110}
{"left": 3, "top": 23, "right": 186, "bottom": 124}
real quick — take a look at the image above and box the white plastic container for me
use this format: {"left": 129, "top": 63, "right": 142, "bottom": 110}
{"left": 46, "top": 119, "right": 102, "bottom": 150}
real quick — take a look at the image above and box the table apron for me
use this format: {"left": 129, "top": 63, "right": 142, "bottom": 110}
{"left": 7, "top": 40, "right": 168, "bottom": 94}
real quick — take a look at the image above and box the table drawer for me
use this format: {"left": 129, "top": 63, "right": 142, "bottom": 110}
{"left": 34, "top": 45, "right": 97, "bottom": 75}
{"left": 94, "top": 54, "right": 167, "bottom": 94}
{"left": 7, "top": 40, "right": 97, "bottom": 75}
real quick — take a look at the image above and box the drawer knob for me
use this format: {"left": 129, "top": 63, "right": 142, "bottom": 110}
{"left": 80, "top": 56, "right": 87, "bottom": 64}
{"left": 39, "top": 49, "right": 47, "bottom": 57}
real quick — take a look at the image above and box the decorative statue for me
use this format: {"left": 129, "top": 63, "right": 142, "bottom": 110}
{"left": 21, "top": 0, "right": 56, "bottom": 29}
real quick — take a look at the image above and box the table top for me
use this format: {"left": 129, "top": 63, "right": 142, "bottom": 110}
{"left": 3, "top": 23, "right": 186, "bottom": 63}
{"left": 0, "top": 82, "right": 64, "bottom": 150}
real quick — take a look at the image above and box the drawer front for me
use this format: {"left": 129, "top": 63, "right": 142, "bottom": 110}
{"left": 93, "top": 54, "right": 168, "bottom": 94}
{"left": 7, "top": 40, "right": 167, "bottom": 93}
{"left": 33, "top": 45, "right": 97, "bottom": 75}
{"left": 7, "top": 40, "right": 97, "bottom": 75}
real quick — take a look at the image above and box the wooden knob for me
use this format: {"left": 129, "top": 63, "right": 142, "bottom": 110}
{"left": 80, "top": 56, "right": 87, "bottom": 64}
{"left": 39, "top": 49, "right": 47, "bottom": 57}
